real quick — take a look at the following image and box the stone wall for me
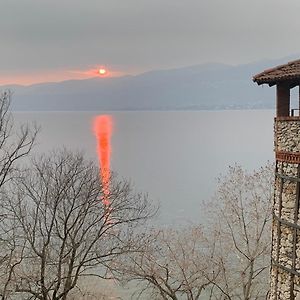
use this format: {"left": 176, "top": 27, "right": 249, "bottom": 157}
{"left": 275, "top": 119, "right": 300, "bottom": 152}
{"left": 271, "top": 118, "right": 300, "bottom": 300}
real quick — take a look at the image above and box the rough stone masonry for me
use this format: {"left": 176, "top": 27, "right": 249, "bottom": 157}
{"left": 271, "top": 118, "right": 300, "bottom": 300}
{"left": 253, "top": 59, "right": 300, "bottom": 300}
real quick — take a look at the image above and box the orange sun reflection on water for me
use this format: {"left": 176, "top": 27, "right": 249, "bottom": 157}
{"left": 93, "top": 115, "right": 113, "bottom": 208}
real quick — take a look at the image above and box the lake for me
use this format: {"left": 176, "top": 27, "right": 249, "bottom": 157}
{"left": 14, "top": 110, "right": 275, "bottom": 225}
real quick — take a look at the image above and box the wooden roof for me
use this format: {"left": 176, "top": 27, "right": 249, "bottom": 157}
{"left": 253, "top": 59, "right": 300, "bottom": 86}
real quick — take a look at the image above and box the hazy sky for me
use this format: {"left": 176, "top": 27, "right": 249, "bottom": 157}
{"left": 1, "top": 0, "right": 300, "bottom": 84}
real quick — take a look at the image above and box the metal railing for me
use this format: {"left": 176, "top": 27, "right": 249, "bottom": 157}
{"left": 291, "top": 109, "right": 300, "bottom": 116}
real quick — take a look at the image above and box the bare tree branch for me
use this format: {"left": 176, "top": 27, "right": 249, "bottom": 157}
{"left": 0, "top": 90, "right": 38, "bottom": 300}
{"left": 114, "top": 226, "right": 218, "bottom": 300}
{"left": 203, "top": 163, "right": 273, "bottom": 300}
{"left": 3, "top": 149, "right": 155, "bottom": 300}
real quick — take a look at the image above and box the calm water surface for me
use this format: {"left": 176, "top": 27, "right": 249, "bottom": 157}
{"left": 14, "top": 110, "right": 274, "bottom": 225}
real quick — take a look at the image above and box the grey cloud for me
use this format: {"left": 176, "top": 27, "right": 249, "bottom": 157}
{"left": 1, "top": 0, "right": 300, "bottom": 74}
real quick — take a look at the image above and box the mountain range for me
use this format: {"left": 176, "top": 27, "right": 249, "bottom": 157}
{"left": 3, "top": 55, "right": 300, "bottom": 111}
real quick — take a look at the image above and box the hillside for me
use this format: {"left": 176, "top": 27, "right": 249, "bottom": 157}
{"left": 3, "top": 56, "right": 299, "bottom": 111}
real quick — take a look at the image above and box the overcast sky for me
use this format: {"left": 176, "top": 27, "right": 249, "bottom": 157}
{"left": 1, "top": 0, "right": 300, "bottom": 84}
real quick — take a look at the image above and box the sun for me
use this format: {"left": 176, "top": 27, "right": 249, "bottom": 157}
{"left": 98, "top": 68, "right": 107, "bottom": 76}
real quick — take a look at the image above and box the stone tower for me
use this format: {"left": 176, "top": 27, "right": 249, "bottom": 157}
{"left": 254, "top": 60, "right": 300, "bottom": 300}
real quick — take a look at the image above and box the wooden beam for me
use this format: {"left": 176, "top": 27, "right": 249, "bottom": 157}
{"left": 276, "top": 84, "right": 290, "bottom": 117}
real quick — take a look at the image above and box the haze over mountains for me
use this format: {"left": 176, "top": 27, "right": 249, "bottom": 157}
{"left": 3, "top": 56, "right": 300, "bottom": 111}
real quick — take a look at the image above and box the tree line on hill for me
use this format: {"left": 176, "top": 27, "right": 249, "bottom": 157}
{"left": 0, "top": 91, "right": 273, "bottom": 299}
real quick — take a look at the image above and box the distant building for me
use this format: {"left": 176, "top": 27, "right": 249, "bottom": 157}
{"left": 254, "top": 59, "right": 300, "bottom": 300}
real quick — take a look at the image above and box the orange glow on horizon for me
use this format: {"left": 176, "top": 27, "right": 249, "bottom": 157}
{"left": 0, "top": 67, "right": 126, "bottom": 86}
{"left": 93, "top": 115, "right": 113, "bottom": 208}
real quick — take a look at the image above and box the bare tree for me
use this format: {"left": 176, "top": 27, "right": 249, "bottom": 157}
{"left": 3, "top": 149, "right": 155, "bottom": 300}
{"left": 114, "top": 226, "right": 220, "bottom": 300}
{"left": 0, "top": 90, "right": 37, "bottom": 188}
{"left": 115, "top": 163, "right": 273, "bottom": 300}
{"left": 205, "top": 163, "right": 273, "bottom": 300}
{"left": 0, "top": 90, "right": 38, "bottom": 299}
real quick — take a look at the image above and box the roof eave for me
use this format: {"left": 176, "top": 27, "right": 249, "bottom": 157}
{"left": 253, "top": 78, "right": 300, "bottom": 88}
{"left": 253, "top": 80, "right": 276, "bottom": 87}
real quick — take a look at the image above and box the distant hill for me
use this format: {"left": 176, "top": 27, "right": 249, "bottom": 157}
{"left": 3, "top": 55, "right": 300, "bottom": 111}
